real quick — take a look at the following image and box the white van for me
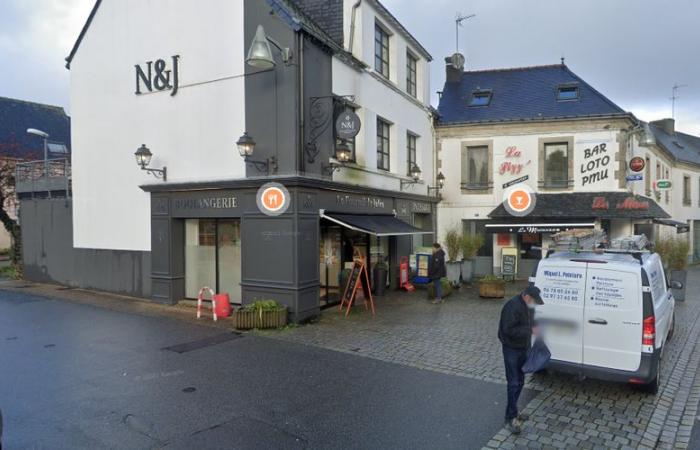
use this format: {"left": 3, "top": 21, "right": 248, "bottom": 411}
{"left": 532, "top": 250, "right": 678, "bottom": 393}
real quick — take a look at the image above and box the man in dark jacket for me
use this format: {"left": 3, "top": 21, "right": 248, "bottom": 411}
{"left": 429, "top": 243, "right": 446, "bottom": 304}
{"left": 498, "top": 285, "right": 543, "bottom": 434}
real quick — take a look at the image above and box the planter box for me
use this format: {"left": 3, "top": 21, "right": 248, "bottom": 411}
{"left": 427, "top": 278, "right": 453, "bottom": 299}
{"left": 461, "top": 259, "right": 475, "bottom": 283}
{"left": 446, "top": 261, "right": 462, "bottom": 286}
{"left": 478, "top": 280, "right": 506, "bottom": 298}
{"left": 233, "top": 307, "right": 288, "bottom": 330}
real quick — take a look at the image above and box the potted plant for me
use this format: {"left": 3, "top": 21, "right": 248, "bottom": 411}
{"left": 656, "top": 237, "right": 689, "bottom": 301}
{"left": 427, "top": 277, "right": 453, "bottom": 300}
{"left": 443, "top": 226, "right": 463, "bottom": 286}
{"left": 373, "top": 260, "right": 389, "bottom": 296}
{"left": 233, "top": 299, "right": 288, "bottom": 330}
{"left": 461, "top": 233, "right": 485, "bottom": 284}
{"left": 478, "top": 275, "right": 506, "bottom": 298}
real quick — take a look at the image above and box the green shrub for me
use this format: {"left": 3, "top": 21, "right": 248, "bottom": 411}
{"left": 461, "top": 233, "right": 485, "bottom": 260}
{"left": 444, "top": 226, "right": 463, "bottom": 262}
{"left": 478, "top": 275, "right": 505, "bottom": 284}
{"left": 427, "top": 277, "right": 453, "bottom": 299}
{"left": 0, "top": 264, "right": 20, "bottom": 280}
{"left": 241, "top": 299, "right": 285, "bottom": 312}
{"left": 656, "top": 237, "right": 690, "bottom": 270}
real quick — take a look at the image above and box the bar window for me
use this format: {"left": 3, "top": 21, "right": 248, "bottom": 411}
{"left": 461, "top": 145, "right": 489, "bottom": 189}
{"left": 407, "top": 133, "right": 417, "bottom": 175}
{"left": 543, "top": 142, "right": 569, "bottom": 188}
{"left": 374, "top": 24, "right": 390, "bottom": 78}
{"left": 376, "top": 118, "right": 391, "bottom": 171}
{"left": 683, "top": 175, "right": 691, "bottom": 205}
{"left": 406, "top": 52, "right": 417, "bottom": 97}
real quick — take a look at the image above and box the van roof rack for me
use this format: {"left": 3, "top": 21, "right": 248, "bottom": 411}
{"left": 545, "top": 248, "right": 646, "bottom": 265}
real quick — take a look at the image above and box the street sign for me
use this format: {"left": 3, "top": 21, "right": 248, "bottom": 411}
{"left": 502, "top": 175, "right": 529, "bottom": 189}
{"left": 655, "top": 179, "right": 672, "bottom": 191}
{"left": 629, "top": 156, "right": 646, "bottom": 173}
{"left": 626, "top": 174, "right": 643, "bottom": 182}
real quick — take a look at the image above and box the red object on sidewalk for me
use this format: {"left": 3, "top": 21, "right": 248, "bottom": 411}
{"left": 399, "top": 256, "right": 415, "bottom": 291}
{"left": 213, "top": 293, "right": 231, "bottom": 318}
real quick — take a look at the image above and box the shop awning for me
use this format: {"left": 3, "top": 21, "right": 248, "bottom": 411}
{"left": 320, "top": 211, "right": 433, "bottom": 236}
{"left": 653, "top": 218, "right": 690, "bottom": 233}
{"left": 485, "top": 222, "right": 595, "bottom": 234}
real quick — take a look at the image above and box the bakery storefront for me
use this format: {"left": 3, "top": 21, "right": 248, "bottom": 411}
{"left": 143, "top": 178, "right": 435, "bottom": 321}
{"left": 486, "top": 192, "right": 670, "bottom": 278}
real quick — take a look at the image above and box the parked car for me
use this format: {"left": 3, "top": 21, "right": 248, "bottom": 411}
{"left": 531, "top": 250, "right": 677, "bottom": 394}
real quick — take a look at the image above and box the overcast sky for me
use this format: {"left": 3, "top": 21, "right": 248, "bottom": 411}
{"left": 1, "top": 0, "right": 698, "bottom": 134}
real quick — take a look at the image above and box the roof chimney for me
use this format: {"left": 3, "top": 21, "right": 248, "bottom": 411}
{"left": 445, "top": 53, "right": 464, "bottom": 83}
{"left": 650, "top": 118, "right": 675, "bottom": 135}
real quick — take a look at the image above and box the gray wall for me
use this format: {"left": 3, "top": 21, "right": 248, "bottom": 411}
{"left": 20, "top": 198, "right": 151, "bottom": 297}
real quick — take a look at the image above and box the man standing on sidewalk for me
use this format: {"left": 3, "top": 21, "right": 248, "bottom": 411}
{"left": 498, "top": 285, "right": 543, "bottom": 434}
{"left": 429, "top": 243, "right": 446, "bottom": 304}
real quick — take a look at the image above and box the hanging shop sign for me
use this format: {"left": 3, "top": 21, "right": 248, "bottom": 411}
{"left": 626, "top": 174, "right": 643, "bottom": 182}
{"left": 629, "top": 156, "right": 646, "bottom": 173}
{"left": 135, "top": 55, "right": 180, "bottom": 96}
{"left": 502, "top": 175, "right": 529, "bottom": 189}
{"left": 335, "top": 110, "right": 362, "bottom": 140}
{"left": 257, "top": 182, "right": 291, "bottom": 216}
{"left": 655, "top": 179, "right": 673, "bottom": 191}
{"left": 503, "top": 184, "right": 536, "bottom": 217}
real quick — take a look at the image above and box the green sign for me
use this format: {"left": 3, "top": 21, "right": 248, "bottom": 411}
{"left": 656, "top": 179, "right": 672, "bottom": 190}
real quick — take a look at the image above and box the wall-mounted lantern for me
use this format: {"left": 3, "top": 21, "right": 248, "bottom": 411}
{"left": 134, "top": 144, "right": 167, "bottom": 181}
{"left": 400, "top": 164, "right": 423, "bottom": 190}
{"left": 237, "top": 132, "right": 277, "bottom": 175}
{"left": 323, "top": 140, "right": 353, "bottom": 174}
{"left": 428, "top": 172, "right": 446, "bottom": 197}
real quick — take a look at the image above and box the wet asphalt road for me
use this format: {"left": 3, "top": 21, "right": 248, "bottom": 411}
{"left": 0, "top": 290, "right": 530, "bottom": 449}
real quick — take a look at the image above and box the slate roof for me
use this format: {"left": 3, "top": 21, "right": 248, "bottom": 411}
{"left": 648, "top": 123, "right": 700, "bottom": 167}
{"left": 0, "top": 96, "right": 71, "bottom": 160}
{"left": 488, "top": 192, "right": 670, "bottom": 220}
{"left": 437, "top": 64, "right": 628, "bottom": 125}
{"left": 292, "top": 0, "right": 344, "bottom": 45}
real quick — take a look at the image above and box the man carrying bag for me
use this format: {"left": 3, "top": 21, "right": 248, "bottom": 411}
{"left": 497, "top": 285, "right": 544, "bottom": 435}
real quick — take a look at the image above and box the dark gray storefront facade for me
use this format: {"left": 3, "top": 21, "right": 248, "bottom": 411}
{"left": 144, "top": 178, "right": 436, "bottom": 321}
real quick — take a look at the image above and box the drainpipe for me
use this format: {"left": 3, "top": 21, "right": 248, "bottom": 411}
{"left": 348, "top": 0, "right": 362, "bottom": 54}
{"left": 298, "top": 33, "right": 305, "bottom": 174}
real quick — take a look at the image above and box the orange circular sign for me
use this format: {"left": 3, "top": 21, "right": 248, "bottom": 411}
{"left": 261, "top": 187, "right": 285, "bottom": 212}
{"left": 508, "top": 189, "right": 532, "bottom": 212}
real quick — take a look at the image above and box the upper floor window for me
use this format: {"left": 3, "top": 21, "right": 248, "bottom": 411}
{"left": 543, "top": 142, "right": 569, "bottom": 188}
{"left": 407, "top": 133, "right": 417, "bottom": 174}
{"left": 469, "top": 90, "right": 492, "bottom": 107}
{"left": 461, "top": 145, "right": 489, "bottom": 189}
{"left": 683, "top": 175, "right": 691, "bottom": 205}
{"left": 374, "top": 24, "right": 390, "bottom": 78}
{"left": 377, "top": 118, "right": 391, "bottom": 171}
{"left": 557, "top": 85, "right": 579, "bottom": 101}
{"left": 406, "top": 53, "right": 417, "bottom": 97}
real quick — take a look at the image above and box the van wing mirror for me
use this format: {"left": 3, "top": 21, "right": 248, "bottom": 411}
{"left": 670, "top": 281, "right": 683, "bottom": 290}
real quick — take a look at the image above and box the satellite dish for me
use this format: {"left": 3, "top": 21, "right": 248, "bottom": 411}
{"left": 451, "top": 53, "right": 465, "bottom": 70}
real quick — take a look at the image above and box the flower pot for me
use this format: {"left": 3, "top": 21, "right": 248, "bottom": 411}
{"left": 478, "top": 280, "right": 506, "bottom": 298}
{"left": 446, "top": 261, "right": 462, "bottom": 286}
{"left": 373, "top": 267, "right": 388, "bottom": 296}
{"left": 233, "top": 307, "right": 288, "bottom": 330}
{"left": 670, "top": 270, "right": 687, "bottom": 302}
{"left": 460, "top": 259, "right": 475, "bottom": 284}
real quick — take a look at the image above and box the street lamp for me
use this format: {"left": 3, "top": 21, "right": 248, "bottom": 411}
{"left": 134, "top": 144, "right": 167, "bottom": 181}
{"left": 236, "top": 132, "right": 277, "bottom": 175}
{"left": 246, "top": 25, "right": 292, "bottom": 70}
{"left": 26, "top": 128, "right": 49, "bottom": 177}
{"left": 400, "top": 164, "right": 423, "bottom": 190}
{"left": 428, "top": 172, "right": 445, "bottom": 197}
{"left": 322, "top": 140, "right": 354, "bottom": 174}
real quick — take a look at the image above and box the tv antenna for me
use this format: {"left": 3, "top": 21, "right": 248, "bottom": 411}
{"left": 671, "top": 83, "right": 687, "bottom": 120}
{"left": 455, "top": 13, "right": 476, "bottom": 54}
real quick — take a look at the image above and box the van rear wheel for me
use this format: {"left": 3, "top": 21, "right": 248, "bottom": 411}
{"left": 641, "top": 356, "right": 661, "bottom": 395}
{"left": 668, "top": 314, "right": 675, "bottom": 341}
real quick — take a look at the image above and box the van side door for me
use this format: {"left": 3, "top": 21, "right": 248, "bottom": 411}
{"left": 583, "top": 266, "right": 642, "bottom": 371}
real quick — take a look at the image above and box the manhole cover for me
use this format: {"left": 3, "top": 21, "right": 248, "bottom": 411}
{"left": 182, "top": 387, "right": 197, "bottom": 393}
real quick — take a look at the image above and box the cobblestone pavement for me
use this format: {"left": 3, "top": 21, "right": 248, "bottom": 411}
{"left": 264, "top": 267, "right": 700, "bottom": 449}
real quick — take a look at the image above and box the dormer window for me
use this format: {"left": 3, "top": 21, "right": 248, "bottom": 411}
{"left": 469, "top": 90, "right": 492, "bottom": 107}
{"left": 557, "top": 85, "right": 579, "bottom": 101}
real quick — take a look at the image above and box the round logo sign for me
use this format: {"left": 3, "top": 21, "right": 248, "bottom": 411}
{"left": 335, "top": 110, "right": 361, "bottom": 140}
{"left": 629, "top": 156, "right": 646, "bottom": 173}
{"left": 256, "top": 182, "right": 291, "bottom": 216}
{"left": 503, "top": 184, "right": 536, "bottom": 217}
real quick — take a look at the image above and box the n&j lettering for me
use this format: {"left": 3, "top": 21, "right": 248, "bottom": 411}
{"left": 135, "top": 55, "right": 180, "bottom": 96}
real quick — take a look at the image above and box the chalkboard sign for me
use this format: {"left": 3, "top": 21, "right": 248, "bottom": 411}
{"left": 340, "top": 261, "right": 375, "bottom": 317}
{"left": 501, "top": 247, "right": 518, "bottom": 280}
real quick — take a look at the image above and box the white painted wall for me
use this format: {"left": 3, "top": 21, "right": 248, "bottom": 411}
{"left": 70, "top": 0, "right": 246, "bottom": 251}
{"left": 333, "top": 0, "right": 434, "bottom": 195}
